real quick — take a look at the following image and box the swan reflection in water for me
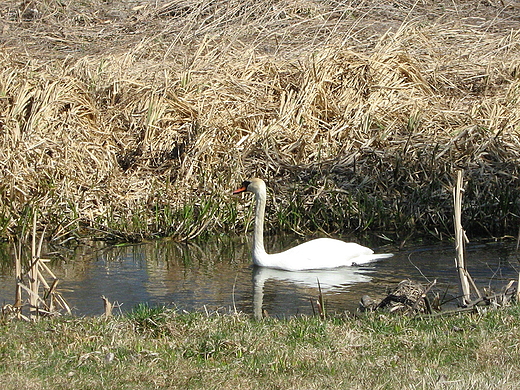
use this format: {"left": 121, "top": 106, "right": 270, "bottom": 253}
{"left": 252, "top": 265, "right": 373, "bottom": 319}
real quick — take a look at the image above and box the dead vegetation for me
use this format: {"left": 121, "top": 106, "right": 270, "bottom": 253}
{"left": 0, "top": 0, "right": 520, "bottom": 243}
{"left": 2, "top": 208, "right": 70, "bottom": 320}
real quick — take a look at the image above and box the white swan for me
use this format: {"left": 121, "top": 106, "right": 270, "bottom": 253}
{"left": 233, "top": 178, "right": 392, "bottom": 271}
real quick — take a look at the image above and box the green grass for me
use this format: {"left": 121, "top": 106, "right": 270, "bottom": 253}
{"left": 1, "top": 305, "right": 520, "bottom": 389}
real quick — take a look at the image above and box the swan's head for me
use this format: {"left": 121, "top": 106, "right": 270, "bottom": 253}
{"left": 232, "top": 178, "right": 266, "bottom": 196}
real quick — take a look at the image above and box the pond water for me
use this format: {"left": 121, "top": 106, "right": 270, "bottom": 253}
{"left": 0, "top": 236, "right": 519, "bottom": 318}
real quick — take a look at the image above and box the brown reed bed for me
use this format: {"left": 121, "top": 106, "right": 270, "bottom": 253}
{"left": 0, "top": 0, "right": 519, "bottom": 244}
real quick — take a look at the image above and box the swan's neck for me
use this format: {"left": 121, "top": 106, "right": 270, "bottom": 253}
{"left": 252, "top": 189, "right": 269, "bottom": 265}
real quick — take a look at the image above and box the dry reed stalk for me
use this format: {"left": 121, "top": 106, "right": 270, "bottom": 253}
{"left": 101, "top": 296, "right": 113, "bottom": 318}
{"left": 0, "top": 1, "right": 519, "bottom": 242}
{"left": 453, "top": 170, "right": 471, "bottom": 307}
{"left": 517, "top": 226, "right": 520, "bottom": 303}
{"left": 316, "top": 279, "right": 325, "bottom": 320}
{"left": 517, "top": 270, "right": 520, "bottom": 304}
{"left": 29, "top": 211, "right": 39, "bottom": 319}
{"left": 12, "top": 208, "right": 71, "bottom": 320}
{"left": 14, "top": 239, "right": 22, "bottom": 317}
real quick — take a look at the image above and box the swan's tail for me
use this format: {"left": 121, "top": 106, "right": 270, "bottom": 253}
{"left": 352, "top": 252, "right": 393, "bottom": 266}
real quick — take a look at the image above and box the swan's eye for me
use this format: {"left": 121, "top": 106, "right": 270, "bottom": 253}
{"left": 242, "top": 180, "right": 251, "bottom": 188}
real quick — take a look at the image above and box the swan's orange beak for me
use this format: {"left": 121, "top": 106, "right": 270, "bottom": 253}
{"left": 232, "top": 186, "right": 247, "bottom": 195}
{"left": 233, "top": 180, "right": 251, "bottom": 195}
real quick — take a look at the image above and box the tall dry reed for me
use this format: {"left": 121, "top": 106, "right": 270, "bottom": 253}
{"left": 0, "top": 0, "right": 519, "bottom": 242}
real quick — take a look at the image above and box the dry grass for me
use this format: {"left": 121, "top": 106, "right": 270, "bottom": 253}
{"left": 1, "top": 0, "right": 520, "bottom": 242}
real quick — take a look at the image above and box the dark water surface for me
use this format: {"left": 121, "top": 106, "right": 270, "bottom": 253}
{"left": 0, "top": 236, "right": 519, "bottom": 317}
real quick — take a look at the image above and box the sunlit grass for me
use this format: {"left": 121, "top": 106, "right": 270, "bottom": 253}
{"left": 1, "top": 305, "right": 520, "bottom": 389}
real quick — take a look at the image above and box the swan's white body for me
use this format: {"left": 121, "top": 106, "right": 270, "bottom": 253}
{"left": 233, "top": 178, "right": 392, "bottom": 271}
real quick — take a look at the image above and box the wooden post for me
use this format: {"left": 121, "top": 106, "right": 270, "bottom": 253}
{"left": 453, "top": 170, "right": 471, "bottom": 306}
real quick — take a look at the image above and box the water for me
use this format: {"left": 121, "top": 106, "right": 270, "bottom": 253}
{"left": 0, "top": 236, "right": 519, "bottom": 318}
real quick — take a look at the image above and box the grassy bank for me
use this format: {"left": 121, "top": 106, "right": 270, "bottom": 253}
{"left": 1, "top": 0, "right": 520, "bottom": 243}
{"left": 1, "top": 305, "right": 520, "bottom": 389}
